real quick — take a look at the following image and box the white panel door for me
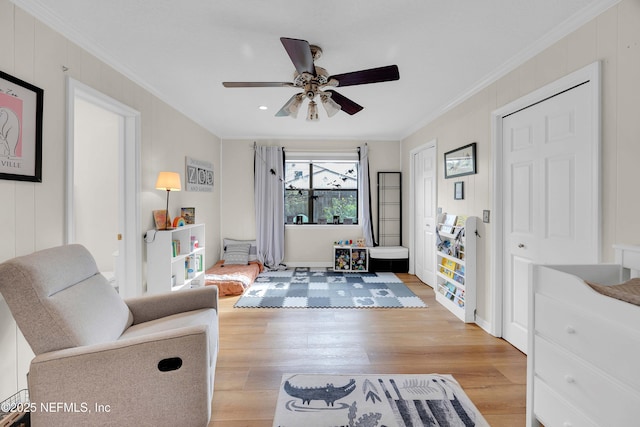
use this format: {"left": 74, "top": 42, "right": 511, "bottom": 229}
{"left": 413, "top": 144, "right": 437, "bottom": 287}
{"left": 502, "top": 81, "right": 598, "bottom": 353}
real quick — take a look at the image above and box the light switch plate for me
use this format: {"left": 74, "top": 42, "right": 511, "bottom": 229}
{"left": 483, "top": 210, "right": 490, "bottom": 223}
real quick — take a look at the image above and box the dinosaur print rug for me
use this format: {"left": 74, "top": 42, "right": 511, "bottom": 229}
{"left": 273, "top": 373, "right": 489, "bottom": 427}
{"left": 273, "top": 374, "right": 489, "bottom": 427}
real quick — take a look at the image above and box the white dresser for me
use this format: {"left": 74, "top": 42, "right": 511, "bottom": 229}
{"left": 528, "top": 257, "right": 640, "bottom": 427}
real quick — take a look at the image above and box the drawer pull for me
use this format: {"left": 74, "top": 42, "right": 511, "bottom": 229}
{"left": 565, "top": 375, "right": 575, "bottom": 384}
{"left": 565, "top": 325, "right": 576, "bottom": 334}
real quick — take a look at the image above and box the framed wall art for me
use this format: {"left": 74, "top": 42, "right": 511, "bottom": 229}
{"left": 0, "top": 70, "right": 44, "bottom": 182}
{"left": 454, "top": 181, "right": 464, "bottom": 200}
{"left": 444, "top": 142, "right": 476, "bottom": 179}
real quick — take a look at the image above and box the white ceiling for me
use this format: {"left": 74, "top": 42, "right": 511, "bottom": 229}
{"left": 14, "top": 0, "right": 617, "bottom": 141}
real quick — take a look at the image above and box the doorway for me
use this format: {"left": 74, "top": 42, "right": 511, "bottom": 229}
{"left": 491, "top": 62, "right": 601, "bottom": 353}
{"left": 66, "top": 78, "right": 142, "bottom": 298}
{"left": 410, "top": 140, "right": 437, "bottom": 287}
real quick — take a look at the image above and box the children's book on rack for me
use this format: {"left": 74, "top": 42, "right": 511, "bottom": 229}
{"left": 440, "top": 258, "right": 458, "bottom": 279}
{"left": 440, "top": 214, "right": 457, "bottom": 234}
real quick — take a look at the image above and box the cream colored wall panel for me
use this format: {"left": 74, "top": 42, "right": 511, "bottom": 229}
{"left": 534, "top": 39, "right": 569, "bottom": 89}
{"left": 597, "top": 7, "right": 619, "bottom": 261}
{"left": 616, "top": 0, "right": 640, "bottom": 243}
{"left": 566, "top": 19, "right": 598, "bottom": 71}
{"left": 0, "top": 2, "right": 14, "bottom": 67}
{"left": 494, "top": 68, "right": 520, "bottom": 109}
{"left": 13, "top": 7, "right": 34, "bottom": 80}
{"left": 14, "top": 183, "right": 35, "bottom": 256}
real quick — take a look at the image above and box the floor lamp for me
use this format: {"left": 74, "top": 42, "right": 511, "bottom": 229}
{"left": 155, "top": 171, "right": 181, "bottom": 229}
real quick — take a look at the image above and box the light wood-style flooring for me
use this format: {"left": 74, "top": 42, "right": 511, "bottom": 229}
{"left": 209, "top": 273, "right": 527, "bottom": 426}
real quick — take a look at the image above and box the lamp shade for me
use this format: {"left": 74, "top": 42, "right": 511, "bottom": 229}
{"left": 155, "top": 172, "right": 181, "bottom": 191}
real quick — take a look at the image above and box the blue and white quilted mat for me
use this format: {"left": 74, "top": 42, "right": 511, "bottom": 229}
{"left": 234, "top": 267, "right": 427, "bottom": 308}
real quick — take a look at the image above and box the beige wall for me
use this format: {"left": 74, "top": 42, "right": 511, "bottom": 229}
{"left": 401, "top": 0, "right": 640, "bottom": 329}
{"left": 0, "top": 0, "right": 221, "bottom": 397}
{"left": 221, "top": 139, "right": 400, "bottom": 265}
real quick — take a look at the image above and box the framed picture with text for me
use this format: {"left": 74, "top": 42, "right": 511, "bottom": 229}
{"left": 0, "top": 70, "right": 44, "bottom": 182}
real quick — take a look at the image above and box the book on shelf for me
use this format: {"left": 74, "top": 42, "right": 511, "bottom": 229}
{"left": 454, "top": 215, "right": 467, "bottom": 227}
{"left": 172, "top": 239, "right": 181, "bottom": 257}
{"left": 445, "top": 282, "right": 457, "bottom": 300}
{"left": 453, "top": 265, "right": 465, "bottom": 284}
{"left": 454, "top": 288, "right": 465, "bottom": 307}
{"left": 440, "top": 214, "right": 457, "bottom": 234}
{"left": 441, "top": 258, "right": 458, "bottom": 279}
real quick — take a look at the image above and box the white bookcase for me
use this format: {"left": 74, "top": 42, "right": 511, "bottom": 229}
{"left": 435, "top": 214, "right": 476, "bottom": 322}
{"left": 145, "top": 223, "right": 206, "bottom": 294}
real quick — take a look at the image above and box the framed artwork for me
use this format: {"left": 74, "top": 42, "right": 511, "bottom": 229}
{"left": 444, "top": 142, "right": 476, "bottom": 179}
{"left": 181, "top": 207, "right": 195, "bottom": 224}
{"left": 454, "top": 181, "right": 464, "bottom": 200}
{"left": 185, "top": 156, "right": 213, "bottom": 192}
{"left": 0, "top": 70, "right": 44, "bottom": 182}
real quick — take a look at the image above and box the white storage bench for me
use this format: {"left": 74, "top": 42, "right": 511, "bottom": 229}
{"left": 369, "top": 246, "right": 409, "bottom": 273}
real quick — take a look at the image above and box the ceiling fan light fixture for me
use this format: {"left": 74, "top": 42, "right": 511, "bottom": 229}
{"left": 285, "top": 93, "right": 304, "bottom": 118}
{"left": 321, "top": 93, "right": 341, "bottom": 117}
{"left": 307, "top": 100, "right": 319, "bottom": 121}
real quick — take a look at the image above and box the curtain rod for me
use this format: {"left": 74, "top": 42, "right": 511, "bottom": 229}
{"left": 282, "top": 146, "right": 364, "bottom": 153}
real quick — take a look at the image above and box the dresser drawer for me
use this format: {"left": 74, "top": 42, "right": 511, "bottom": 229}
{"left": 533, "top": 378, "right": 599, "bottom": 427}
{"left": 534, "top": 336, "right": 640, "bottom": 427}
{"left": 534, "top": 293, "right": 640, "bottom": 389}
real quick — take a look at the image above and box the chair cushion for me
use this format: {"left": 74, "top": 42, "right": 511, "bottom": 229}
{"left": 0, "top": 244, "right": 133, "bottom": 354}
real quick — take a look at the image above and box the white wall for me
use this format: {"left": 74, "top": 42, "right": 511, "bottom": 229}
{"left": 0, "top": 0, "right": 221, "bottom": 398}
{"left": 221, "top": 139, "right": 400, "bottom": 265}
{"left": 401, "top": 0, "right": 640, "bottom": 330}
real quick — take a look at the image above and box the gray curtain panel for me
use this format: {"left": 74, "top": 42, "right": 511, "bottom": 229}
{"left": 254, "top": 145, "right": 285, "bottom": 269}
{"left": 359, "top": 144, "right": 376, "bottom": 247}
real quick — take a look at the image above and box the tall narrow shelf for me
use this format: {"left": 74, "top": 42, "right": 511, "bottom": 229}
{"left": 435, "top": 214, "right": 476, "bottom": 322}
{"left": 378, "top": 171, "right": 402, "bottom": 246}
{"left": 146, "top": 223, "right": 206, "bottom": 294}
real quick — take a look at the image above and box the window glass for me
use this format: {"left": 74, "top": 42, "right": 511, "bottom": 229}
{"left": 284, "top": 159, "right": 359, "bottom": 224}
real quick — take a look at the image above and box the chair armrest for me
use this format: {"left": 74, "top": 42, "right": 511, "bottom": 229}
{"left": 125, "top": 285, "right": 218, "bottom": 324}
{"left": 28, "top": 325, "right": 212, "bottom": 426}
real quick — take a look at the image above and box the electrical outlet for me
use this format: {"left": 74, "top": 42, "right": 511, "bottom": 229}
{"left": 483, "top": 210, "right": 490, "bottom": 223}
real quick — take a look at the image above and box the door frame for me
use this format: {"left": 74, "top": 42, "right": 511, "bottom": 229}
{"left": 409, "top": 139, "right": 437, "bottom": 279}
{"left": 489, "top": 61, "right": 601, "bottom": 337}
{"left": 65, "top": 77, "right": 143, "bottom": 297}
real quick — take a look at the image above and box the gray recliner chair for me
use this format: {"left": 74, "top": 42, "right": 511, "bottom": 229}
{"left": 0, "top": 244, "right": 218, "bottom": 427}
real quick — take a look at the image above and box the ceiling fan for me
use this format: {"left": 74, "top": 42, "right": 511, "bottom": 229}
{"left": 222, "top": 37, "right": 400, "bottom": 121}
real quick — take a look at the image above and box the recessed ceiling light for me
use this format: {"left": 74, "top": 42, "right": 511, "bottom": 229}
{"left": 258, "top": 105, "right": 268, "bottom": 110}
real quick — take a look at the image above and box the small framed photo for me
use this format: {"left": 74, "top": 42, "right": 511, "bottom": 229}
{"left": 317, "top": 218, "right": 327, "bottom": 224}
{"left": 454, "top": 181, "right": 464, "bottom": 200}
{"left": 343, "top": 218, "right": 353, "bottom": 225}
{"left": 0, "top": 70, "right": 44, "bottom": 182}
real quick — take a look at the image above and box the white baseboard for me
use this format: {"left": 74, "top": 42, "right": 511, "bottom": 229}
{"left": 283, "top": 261, "right": 332, "bottom": 268}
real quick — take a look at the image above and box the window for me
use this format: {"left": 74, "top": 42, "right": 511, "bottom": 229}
{"left": 284, "top": 159, "right": 359, "bottom": 224}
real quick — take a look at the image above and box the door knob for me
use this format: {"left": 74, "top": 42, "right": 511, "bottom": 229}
{"left": 518, "top": 243, "right": 525, "bottom": 248}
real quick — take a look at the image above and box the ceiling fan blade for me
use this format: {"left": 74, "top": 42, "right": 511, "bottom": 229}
{"left": 280, "top": 37, "right": 316, "bottom": 76}
{"left": 223, "top": 82, "right": 293, "bottom": 88}
{"left": 325, "top": 90, "right": 363, "bottom": 115}
{"left": 329, "top": 65, "right": 399, "bottom": 87}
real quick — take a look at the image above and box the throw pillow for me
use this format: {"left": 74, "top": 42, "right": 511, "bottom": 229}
{"left": 223, "top": 238, "right": 258, "bottom": 262}
{"left": 223, "top": 243, "right": 251, "bottom": 265}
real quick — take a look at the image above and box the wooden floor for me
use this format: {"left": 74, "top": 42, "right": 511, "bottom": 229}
{"left": 209, "top": 273, "right": 527, "bottom": 426}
